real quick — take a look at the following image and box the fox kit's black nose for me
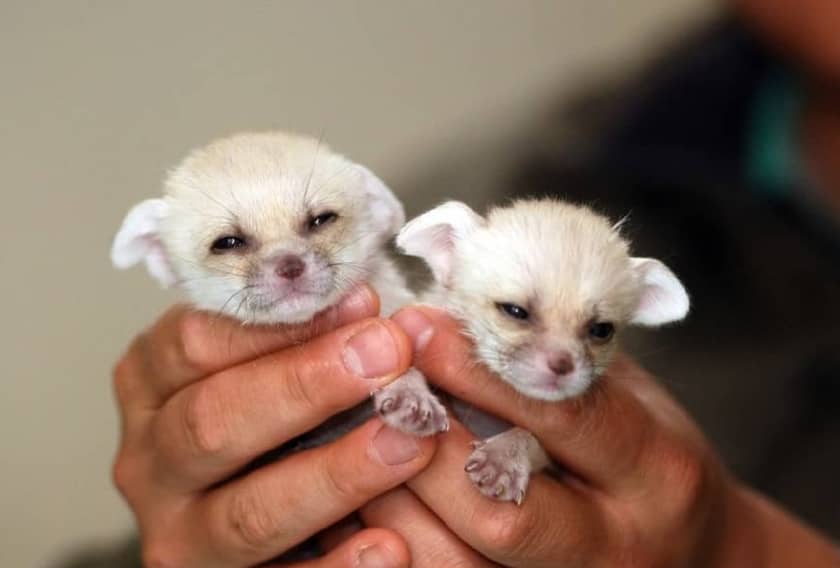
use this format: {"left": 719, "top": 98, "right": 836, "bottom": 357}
{"left": 548, "top": 352, "right": 574, "bottom": 376}
{"left": 275, "top": 255, "right": 306, "bottom": 280}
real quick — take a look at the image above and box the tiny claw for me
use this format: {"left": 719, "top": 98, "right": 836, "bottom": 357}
{"left": 479, "top": 472, "right": 493, "bottom": 486}
{"left": 494, "top": 485, "right": 505, "bottom": 497}
{"left": 441, "top": 421, "right": 450, "bottom": 432}
{"left": 515, "top": 490, "right": 525, "bottom": 506}
{"left": 465, "top": 460, "right": 481, "bottom": 472}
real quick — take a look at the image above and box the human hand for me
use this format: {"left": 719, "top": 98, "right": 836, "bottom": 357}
{"left": 111, "top": 286, "right": 435, "bottom": 568}
{"left": 359, "top": 306, "right": 839, "bottom": 567}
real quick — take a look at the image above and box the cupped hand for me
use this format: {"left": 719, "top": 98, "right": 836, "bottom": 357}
{"left": 111, "top": 286, "right": 435, "bottom": 568}
{"left": 359, "top": 306, "right": 839, "bottom": 568}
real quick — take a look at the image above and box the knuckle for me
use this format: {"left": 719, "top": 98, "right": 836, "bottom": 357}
{"left": 176, "top": 311, "right": 211, "bottom": 371}
{"left": 659, "top": 445, "right": 709, "bottom": 519}
{"left": 111, "top": 343, "right": 142, "bottom": 406}
{"left": 223, "top": 487, "right": 284, "bottom": 554}
{"left": 149, "top": 311, "right": 203, "bottom": 379}
{"left": 320, "top": 454, "right": 363, "bottom": 505}
{"left": 153, "top": 337, "right": 185, "bottom": 381}
{"left": 142, "top": 538, "right": 186, "bottom": 568}
{"left": 111, "top": 452, "right": 135, "bottom": 498}
{"left": 281, "top": 356, "right": 322, "bottom": 414}
{"left": 475, "top": 507, "right": 537, "bottom": 555}
{"left": 182, "top": 383, "right": 229, "bottom": 457}
{"left": 111, "top": 365, "right": 131, "bottom": 407}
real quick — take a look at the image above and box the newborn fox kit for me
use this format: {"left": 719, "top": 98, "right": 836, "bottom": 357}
{"left": 111, "top": 131, "right": 413, "bottom": 322}
{"left": 398, "top": 199, "right": 689, "bottom": 503}
{"left": 112, "top": 131, "right": 446, "bottom": 437}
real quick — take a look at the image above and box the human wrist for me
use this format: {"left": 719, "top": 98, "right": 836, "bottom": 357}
{"left": 710, "top": 483, "right": 839, "bottom": 567}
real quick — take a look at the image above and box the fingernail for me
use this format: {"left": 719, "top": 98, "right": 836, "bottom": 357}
{"left": 370, "top": 425, "right": 420, "bottom": 466}
{"left": 343, "top": 323, "right": 399, "bottom": 378}
{"left": 392, "top": 309, "right": 434, "bottom": 352}
{"left": 356, "top": 543, "right": 402, "bottom": 568}
{"left": 337, "top": 287, "right": 377, "bottom": 323}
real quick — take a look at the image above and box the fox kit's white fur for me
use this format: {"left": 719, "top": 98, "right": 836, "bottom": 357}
{"left": 112, "top": 131, "right": 447, "bottom": 437}
{"left": 112, "top": 131, "right": 413, "bottom": 321}
{"left": 398, "top": 198, "right": 689, "bottom": 504}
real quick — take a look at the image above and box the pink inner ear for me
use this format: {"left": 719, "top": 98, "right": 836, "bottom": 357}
{"left": 359, "top": 165, "right": 405, "bottom": 237}
{"left": 142, "top": 237, "right": 177, "bottom": 287}
{"left": 425, "top": 225, "right": 456, "bottom": 284}
{"left": 630, "top": 258, "right": 689, "bottom": 326}
{"left": 636, "top": 287, "right": 664, "bottom": 319}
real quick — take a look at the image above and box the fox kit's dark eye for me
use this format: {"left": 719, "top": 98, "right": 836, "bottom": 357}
{"left": 588, "top": 321, "right": 615, "bottom": 343}
{"left": 307, "top": 211, "right": 338, "bottom": 231}
{"left": 497, "top": 302, "right": 530, "bottom": 321}
{"left": 210, "top": 235, "right": 247, "bottom": 253}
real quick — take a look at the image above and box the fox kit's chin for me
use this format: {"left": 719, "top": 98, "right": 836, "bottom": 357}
{"left": 502, "top": 363, "right": 595, "bottom": 402}
{"left": 251, "top": 291, "right": 336, "bottom": 325}
{"left": 399, "top": 198, "right": 690, "bottom": 505}
{"left": 193, "top": 287, "right": 339, "bottom": 326}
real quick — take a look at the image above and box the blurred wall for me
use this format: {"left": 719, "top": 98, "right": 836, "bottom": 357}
{"left": 0, "top": 1, "right": 715, "bottom": 565}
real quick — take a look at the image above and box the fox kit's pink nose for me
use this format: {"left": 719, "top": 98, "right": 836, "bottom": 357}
{"left": 275, "top": 255, "right": 306, "bottom": 280}
{"left": 548, "top": 352, "right": 574, "bottom": 376}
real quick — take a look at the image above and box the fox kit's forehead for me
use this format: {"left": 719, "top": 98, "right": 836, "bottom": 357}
{"left": 162, "top": 132, "right": 360, "bottom": 237}
{"left": 168, "top": 131, "right": 337, "bottom": 191}
{"left": 457, "top": 199, "right": 640, "bottom": 323}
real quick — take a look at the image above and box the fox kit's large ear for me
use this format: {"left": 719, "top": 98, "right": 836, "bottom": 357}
{"left": 357, "top": 165, "right": 405, "bottom": 239}
{"left": 111, "top": 198, "right": 177, "bottom": 287}
{"left": 397, "top": 201, "right": 484, "bottom": 285}
{"left": 629, "top": 258, "right": 689, "bottom": 326}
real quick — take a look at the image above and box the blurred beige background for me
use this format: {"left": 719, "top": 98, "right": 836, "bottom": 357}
{"left": 0, "top": 1, "right": 715, "bottom": 566}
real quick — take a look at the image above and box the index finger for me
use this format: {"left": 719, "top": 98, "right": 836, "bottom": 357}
{"left": 122, "top": 285, "right": 379, "bottom": 409}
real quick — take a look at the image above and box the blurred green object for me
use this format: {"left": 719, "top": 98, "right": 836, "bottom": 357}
{"left": 746, "top": 68, "right": 803, "bottom": 197}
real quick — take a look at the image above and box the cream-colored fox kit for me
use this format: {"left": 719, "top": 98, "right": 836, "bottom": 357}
{"left": 111, "top": 131, "right": 448, "bottom": 438}
{"left": 397, "top": 199, "right": 689, "bottom": 504}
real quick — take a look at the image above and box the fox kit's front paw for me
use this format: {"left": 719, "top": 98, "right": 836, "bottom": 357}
{"left": 466, "top": 439, "right": 531, "bottom": 504}
{"left": 374, "top": 368, "right": 449, "bottom": 437}
{"left": 465, "top": 428, "right": 548, "bottom": 505}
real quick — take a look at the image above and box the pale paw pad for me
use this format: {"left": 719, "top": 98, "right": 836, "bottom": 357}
{"left": 375, "top": 383, "right": 448, "bottom": 437}
{"left": 465, "top": 441, "right": 531, "bottom": 504}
